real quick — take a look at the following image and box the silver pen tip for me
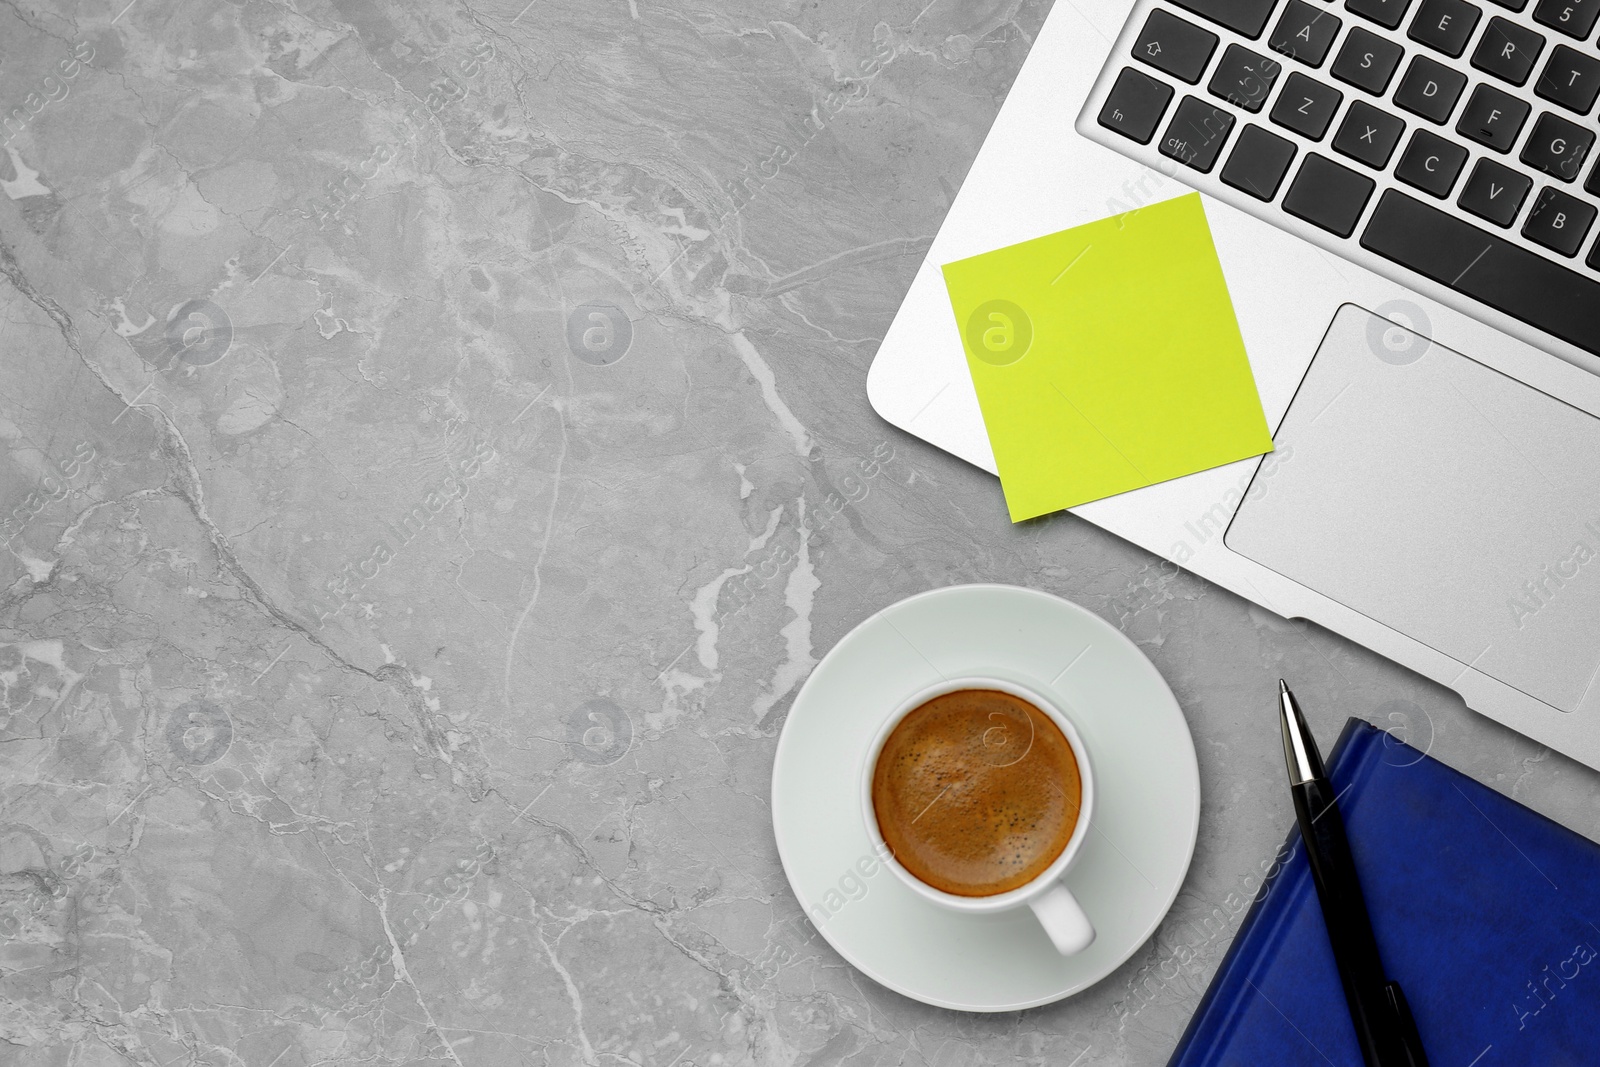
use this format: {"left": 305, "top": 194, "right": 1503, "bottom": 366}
{"left": 1278, "top": 680, "right": 1321, "bottom": 784}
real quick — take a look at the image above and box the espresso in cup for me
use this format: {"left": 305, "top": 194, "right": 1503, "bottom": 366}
{"left": 870, "top": 688, "right": 1083, "bottom": 897}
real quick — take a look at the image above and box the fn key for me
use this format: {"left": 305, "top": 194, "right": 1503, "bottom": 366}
{"left": 1099, "top": 67, "right": 1175, "bottom": 144}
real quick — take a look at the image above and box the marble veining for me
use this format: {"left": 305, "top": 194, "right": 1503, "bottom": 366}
{"left": 2, "top": 1, "right": 1599, "bottom": 1065}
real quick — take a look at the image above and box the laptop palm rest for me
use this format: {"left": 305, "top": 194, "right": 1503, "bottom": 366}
{"left": 1226, "top": 304, "right": 1600, "bottom": 712}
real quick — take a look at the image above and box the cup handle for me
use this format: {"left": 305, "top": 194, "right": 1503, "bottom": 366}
{"left": 1029, "top": 882, "right": 1095, "bottom": 956}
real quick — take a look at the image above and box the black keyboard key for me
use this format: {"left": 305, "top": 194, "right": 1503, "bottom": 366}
{"left": 1533, "top": 0, "right": 1600, "bottom": 37}
{"left": 1099, "top": 67, "right": 1176, "bottom": 144}
{"left": 1333, "top": 100, "right": 1408, "bottom": 166}
{"left": 1208, "top": 44, "right": 1283, "bottom": 111}
{"left": 1523, "top": 187, "right": 1597, "bottom": 254}
{"left": 1395, "top": 129, "right": 1471, "bottom": 194}
{"left": 1332, "top": 27, "right": 1406, "bottom": 92}
{"left": 1535, "top": 45, "right": 1600, "bottom": 113}
{"left": 1270, "top": 0, "right": 1344, "bottom": 65}
{"left": 1589, "top": 236, "right": 1600, "bottom": 270}
{"left": 1456, "top": 83, "right": 1531, "bottom": 150}
{"left": 1285, "top": 153, "right": 1378, "bottom": 234}
{"left": 1134, "top": 9, "right": 1221, "bottom": 84}
{"left": 1222, "top": 124, "right": 1300, "bottom": 198}
{"left": 1270, "top": 71, "right": 1346, "bottom": 137}
{"left": 1159, "top": 95, "right": 1238, "bottom": 171}
{"left": 1487, "top": 0, "right": 1529, "bottom": 11}
{"left": 1394, "top": 56, "right": 1469, "bottom": 121}
{"left": 1361, "top": 190, "right": 1600, "bottom": 355}
{"left": 1171, "top": 0, "right": 1279, "bottom": 37}
{"left": 1589, "top": 159, "right": 1600, "bottom": 196}
{"left": 1471, "top": 17, "right": 1545, "bottom": 85}
{"left": 1458, "top": 157, "right": 1534, "bottom": 223}
{"left": 1520, "top": 112, "right": 1595, "bottom": 181}
{"left": 1408, "top": 0, "right": 1483, "bottom": 56}
{"left": 1347, "top": 0, "right": 1415, "bottom": 28}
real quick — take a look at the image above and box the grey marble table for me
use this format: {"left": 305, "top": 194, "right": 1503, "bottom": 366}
{"left": 2, "top": 1, "right": 1597, "bottom": 1064}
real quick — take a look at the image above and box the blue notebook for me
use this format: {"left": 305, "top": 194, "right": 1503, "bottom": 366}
{"left": 1170, "top": 719, "right": 1600, "bottom": 1065}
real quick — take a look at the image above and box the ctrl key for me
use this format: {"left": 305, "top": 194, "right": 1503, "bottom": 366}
{"left": 1159, "top": 96, "right": 1238, "bottom": 172}
{"left": 1098, "top": 67, "right": 1175, "bottom": 144}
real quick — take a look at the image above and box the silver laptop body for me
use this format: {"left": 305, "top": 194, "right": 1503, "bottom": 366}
{"left": 868, "top": 0, "right": 1600, "bottom": 769}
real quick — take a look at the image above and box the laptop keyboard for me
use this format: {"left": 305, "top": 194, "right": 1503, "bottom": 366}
{"left": 1082, "top": 0, "right": 1600, "bottom": 356}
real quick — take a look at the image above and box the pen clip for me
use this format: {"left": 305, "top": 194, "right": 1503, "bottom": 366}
{"left": 1384, "top": 981, "right": 1430, "bottom": 1067}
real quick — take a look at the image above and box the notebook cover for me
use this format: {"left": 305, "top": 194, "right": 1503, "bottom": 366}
{"left": 1169, "top": 718, "right": 1600, "bottom": 1066}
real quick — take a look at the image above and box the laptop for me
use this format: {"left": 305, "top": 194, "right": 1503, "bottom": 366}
{"left": 867, "top": 0, "right": 1600, "bottom": 769}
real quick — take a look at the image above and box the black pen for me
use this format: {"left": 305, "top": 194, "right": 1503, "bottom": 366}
{"left": 1279, "top": 681, "right": 1429, "bottom": 1067}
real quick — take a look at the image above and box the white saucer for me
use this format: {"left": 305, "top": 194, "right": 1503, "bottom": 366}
{"left": 771, "top": 583, "right": 1201, "bottom": 1012}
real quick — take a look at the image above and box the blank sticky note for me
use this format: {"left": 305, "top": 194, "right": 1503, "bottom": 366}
{"left": 941, "top": 193, "right": 1273, "bottom": 522}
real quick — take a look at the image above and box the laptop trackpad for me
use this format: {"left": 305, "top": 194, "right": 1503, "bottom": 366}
{"left": 1226, "top": 304, "right": 1600, "bottom": 711}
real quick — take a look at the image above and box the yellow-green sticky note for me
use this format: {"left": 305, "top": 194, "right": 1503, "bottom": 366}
{"left": 941, "top": 193, "right": 1273, "bottom": 522}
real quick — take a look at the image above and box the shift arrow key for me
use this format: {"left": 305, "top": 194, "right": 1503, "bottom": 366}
{"left": 1134, "top": 9, "right": 1221, "bottom": 84}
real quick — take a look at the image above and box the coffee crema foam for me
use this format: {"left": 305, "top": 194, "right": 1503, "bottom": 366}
{"left": 871, "top": 689, "right": 1081, "bottom": 897}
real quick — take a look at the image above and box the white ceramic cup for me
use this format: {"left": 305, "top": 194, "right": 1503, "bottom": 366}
{"left": 860, "top": 676, "right": 1097, "bottom": 955}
